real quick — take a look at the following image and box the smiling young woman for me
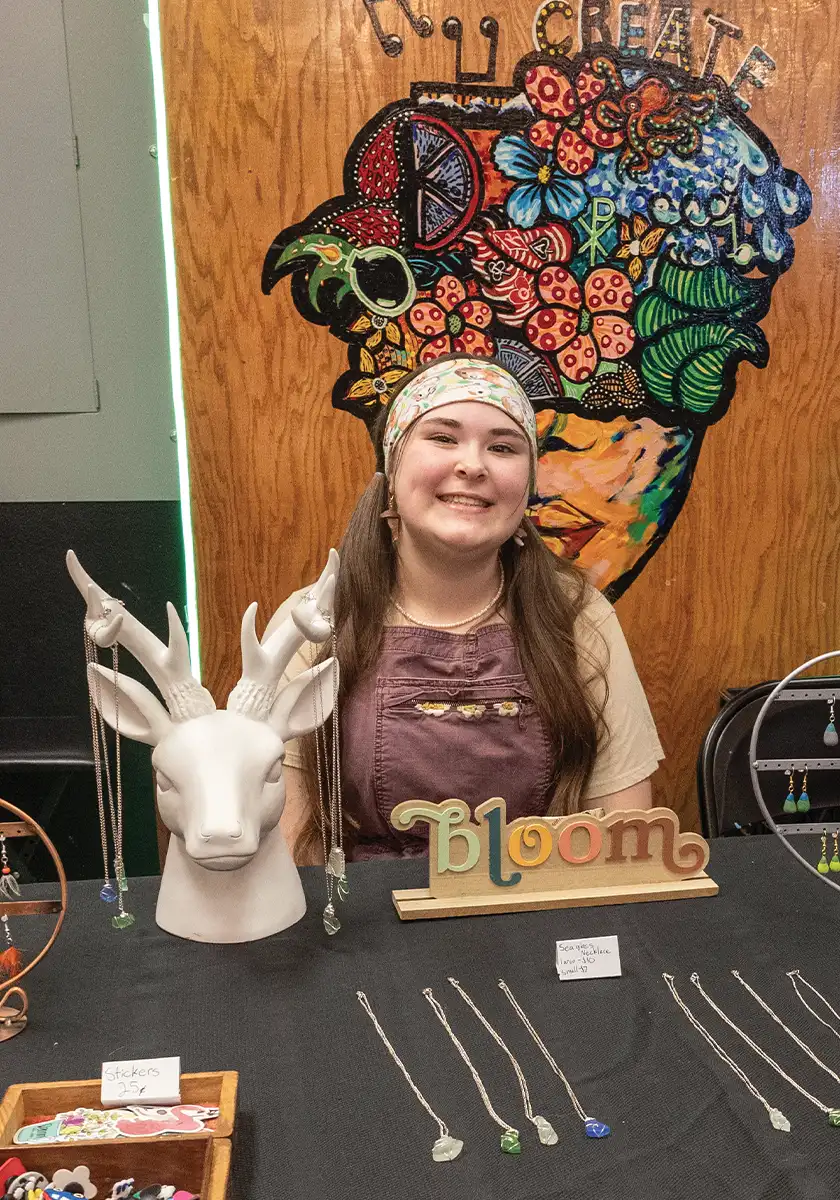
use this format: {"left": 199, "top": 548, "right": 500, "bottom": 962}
{"left": 279, "top": 353, "right": 663, "bottom": 864}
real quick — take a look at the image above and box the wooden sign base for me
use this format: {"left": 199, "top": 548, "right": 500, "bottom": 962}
{"left": 393, "top": 871, "right": 718, "bottom": 921}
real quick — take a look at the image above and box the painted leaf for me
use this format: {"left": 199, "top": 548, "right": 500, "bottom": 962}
{"left": 486, "top": 223, "right": 575, "bottom": 271}
{"left": 657, "top": 259, "right": 767, "bottom": 316}
{"left": 635, "top": 291, "right": 689, "bottom": 339}
{"left": 641, "top": 322, "right": 768, "bottom": 413}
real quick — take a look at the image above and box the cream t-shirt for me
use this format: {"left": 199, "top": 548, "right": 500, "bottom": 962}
{"left": 280, "top": 586, "right": 663, "bottom": 799}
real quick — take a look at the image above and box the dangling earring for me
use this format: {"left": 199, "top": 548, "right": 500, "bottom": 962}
{"left": 380, "top": 489, "right": 400, "bottom": 543}
{"left": 797, "top": 765, "right": 810, "bottom": 813}
{"left": 830, "top": 832, "right": 840, "bottom": 872}
{"left": 825, "top": 697, "right": 838, "bottom": 747}
{"left": 0, "top": 833, "right": 20, "bottom": 900}
{"left": 818, "top": 829, "right": 830, "bottom": 874}
{"left": 783, "top": 768, "right": 796, "bottom": 814}
{"left": 0, "top": 913, "right": 22, "bottom": 980}
{"left": 513, "top": 523, "right": 527, "bottom": 547}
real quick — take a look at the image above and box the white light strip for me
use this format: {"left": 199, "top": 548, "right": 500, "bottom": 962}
{"left": 147, "top": 0, "right": 202, "bottom": 678}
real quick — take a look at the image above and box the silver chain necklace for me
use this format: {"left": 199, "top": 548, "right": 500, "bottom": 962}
{"left": 84, "top": 623, "right": 134, "bottom": 930}
{"left": 310, "top": 622, "right": 347, "bottom": 934}
{"left": 356, "top": 991, "right": 463, "bottom": 1161}
{"left": 497, "top": 978, "right": 610, "bottom": 1138}
{"left": 423, "top": 987, "right": 522, "bottom": 1154}
{"left": 731, "top": 970, "right": 840, "bottom": 1088}
{"left": 690, "top": 973, "right": 840, "bottom": 1126}
{"left": 391, "top": 563, "right": 504, "bottom": 630}
{"left": 448, "top": 978, "right": 558, "bottom": 1145}
{"left": 788, "top": 970, "right": 840, "bottom": 1041}
{"left": 663, "top": 973, "right": 790, "bottom": 1131}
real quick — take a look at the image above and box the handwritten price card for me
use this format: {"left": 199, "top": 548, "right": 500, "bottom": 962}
{"left": 101, "top": 1055, "right": 181, "bottom": 1107}
{"left": 555, "top": 935, "right": 621, "bottom": 981}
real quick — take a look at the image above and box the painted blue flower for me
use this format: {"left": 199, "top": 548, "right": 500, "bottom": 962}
{"left": 493, "top": 135, "right": 587, "bottom": 229}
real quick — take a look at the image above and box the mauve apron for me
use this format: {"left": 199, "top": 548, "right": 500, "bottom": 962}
{"left": 340, "top": 624, "right": 554, "bottom": 860}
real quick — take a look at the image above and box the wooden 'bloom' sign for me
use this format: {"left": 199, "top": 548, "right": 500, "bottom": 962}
{"left": 389, "top": 800, "right": 717, "bottom": 919}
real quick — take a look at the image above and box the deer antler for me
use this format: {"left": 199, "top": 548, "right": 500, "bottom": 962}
{"left": 229, "top": 551, "right": 339, "bottom": 720}
{"left": 66, "top": 550, "right": 216, "bottom": 720}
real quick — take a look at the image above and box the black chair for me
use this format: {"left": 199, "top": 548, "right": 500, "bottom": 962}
{"left": 0, "top": 716, "right": 94, "bottom": 883}
{"left": 698, "top": 676, "right": 840, "bottom": 838}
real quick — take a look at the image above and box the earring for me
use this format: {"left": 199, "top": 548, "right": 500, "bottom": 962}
{"left": 818, "top": 830, "right": 830, "bottom": 874}
{"left": 513, "top": 523, "right": 527, "bottom": 547}
{"left": 831, "top": 832, "right": 840, "bottom": 872}
{"left": 825, "top": 697, "right": 838, "bottom": 747}
{"left": 797, "top": 765, "right": 810, "bottom": 813}
{"left": 0, "top": 913, "right": 22, "bottom": 980}
{"left": 0, "top": 834, "right": 19, "bottom": 900}
{"left": 783, "top": 769, "right": 797, "bottom": 814}
{"left": 380, "top": 490, "right": 400, "bottom": 542}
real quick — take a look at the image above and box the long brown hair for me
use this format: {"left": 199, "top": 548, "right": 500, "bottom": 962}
{"left": 296, "top": 354, "right": 608, "bottom": 863}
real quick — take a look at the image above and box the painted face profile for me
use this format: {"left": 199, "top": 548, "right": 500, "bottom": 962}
{"left": 264, "top": 31, "right": 810, "bottom": 599}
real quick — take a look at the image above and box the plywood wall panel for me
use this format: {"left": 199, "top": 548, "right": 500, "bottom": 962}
{"left": 160, "top": 0, "right": 840, "bottom": 826}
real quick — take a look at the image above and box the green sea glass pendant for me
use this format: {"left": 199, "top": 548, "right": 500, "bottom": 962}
{"left": 111, "top": 910, "right": 135, "bottom": 929}
{"left": 500, "top": 1129, "right": 521, "bottom": 1154}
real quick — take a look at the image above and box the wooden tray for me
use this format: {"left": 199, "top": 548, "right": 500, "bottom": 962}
{"left": 0, "top": 1071, "right": 238, "bottom": 1147}
{"left": 7, "top": 1133, "right": 231, "bottom": 1199}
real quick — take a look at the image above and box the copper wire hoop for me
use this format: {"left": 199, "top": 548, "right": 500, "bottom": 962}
{"left": 0, "top": 796, "right": 68, "bottom": 1038}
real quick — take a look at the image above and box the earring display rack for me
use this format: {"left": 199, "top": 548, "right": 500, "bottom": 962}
{"left": 748, "top": 653, "right": 840, "bottom": 885}
{"left": 0, "top": 797, "right": 68, "bottom": 1042}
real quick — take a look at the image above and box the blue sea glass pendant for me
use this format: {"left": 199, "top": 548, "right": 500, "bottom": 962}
{"left": 100, "top": 882, "right": 118, "bottom": 903}
{"left": 584, "top": 1117, "right": 611, "bottom": 1138}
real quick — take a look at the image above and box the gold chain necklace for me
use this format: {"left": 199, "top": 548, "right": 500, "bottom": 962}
{"left": 391, "top": 562, "right": 504, "bottom": 630}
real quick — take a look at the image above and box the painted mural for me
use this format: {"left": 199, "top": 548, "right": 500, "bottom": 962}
{"left": 263, "top": 5, "right": 811, "bottom": 598}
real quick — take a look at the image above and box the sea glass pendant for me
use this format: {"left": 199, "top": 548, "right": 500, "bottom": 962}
{"left": 769, "top": 1108, "right": 790, "bottom": 1131}
{"left": 100, "top": 882, "right": 118, "bottom": 903}
{"left": 115, "top": 861, "right": 129, "bottom": 892}
{"left": 500, "top": 1129, "right": 521, "bottom": 1154}
{"left": 323, "top": 903, "right": 341, "bottom": 935}
{"left": 828, "top": 1109, "right": 840, "bottom": 1126}
{"left": 584, "top": 1117, "right": 611, "bottom": 1138}
{"left": 111, "top": 910, "right": 135, "bottom": 930}
{"left": 337, "top": 874, "right": 349, "bottom": 901}
{"left": 533, "top": 1115, "right": 558, "bottom": 1145}
{"left": 327, "top": 847, "right": 345, "bottom": 878}
{"left": 825, "top": 723, "right": 839, "bottom": 747}
{"left": 431, "top": 1135, "right": 463, "bottom": 1161}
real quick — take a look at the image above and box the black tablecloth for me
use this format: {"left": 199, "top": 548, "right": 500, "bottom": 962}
{"left": 5, "top": 836, "right": 840, "bottom": 1200}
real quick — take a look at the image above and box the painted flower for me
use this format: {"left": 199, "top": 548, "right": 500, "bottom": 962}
{"left": 408, "top": 275, "right": 495, "bottom": 362}
{"left": 523, "top": 61, "right": 625, "bottom": 177}
{"left": 614, "top": 214, "right": 668, "bottom": 283}
{"left": 415, "top": 702, "right": 451, "bottom": 716}
{"left": 526, "top": 266, "right": 635, "bottom": 383}
{"left": 492, "top": 136, "right": 587, "bottom": 229}
{"left": 465, "top": 220, "right": 575, "bottom": 327}
{"left": 456, "top": 704, "right": 486, "bottom": 719}
{"left": 344, "top": 315, "right": 419, "bottom": 406}
{"left": 349, "top": 311, "right": 404, "bottom": 350}
{"left": 345, "top": 351, "right": 410, "bottom": 406}
{"left": 493, "top": 701, "right": 520, "bottom": 716}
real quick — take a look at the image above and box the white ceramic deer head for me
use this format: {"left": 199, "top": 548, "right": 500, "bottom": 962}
{"left": 66, "top": 549, "right": 339, "bottom": 944}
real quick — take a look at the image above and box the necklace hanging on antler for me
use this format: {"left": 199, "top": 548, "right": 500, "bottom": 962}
{"left": 83, "top": 601, "right": 135, "bottom": 929}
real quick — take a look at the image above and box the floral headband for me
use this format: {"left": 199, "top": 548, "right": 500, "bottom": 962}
{"left": 382, "top": 358, "right": 539, "bottom": 482}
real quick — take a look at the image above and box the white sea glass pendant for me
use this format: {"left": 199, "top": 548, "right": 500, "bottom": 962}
{"left": 432, "top": 1135, "right": 464, "bottom": 1161}
{"left": 534, "top": 1115, "right": 558, "bottom": 1145}
{"left": 769, "top": 1108, "right": 790, "bottom": 1131}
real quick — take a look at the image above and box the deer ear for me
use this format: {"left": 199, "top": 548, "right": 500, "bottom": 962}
{"left": 87, "top": 663, "right": 173, "bottom": 747}
{"left": 269, "top": 658, "right": 338, "bottom": 742}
